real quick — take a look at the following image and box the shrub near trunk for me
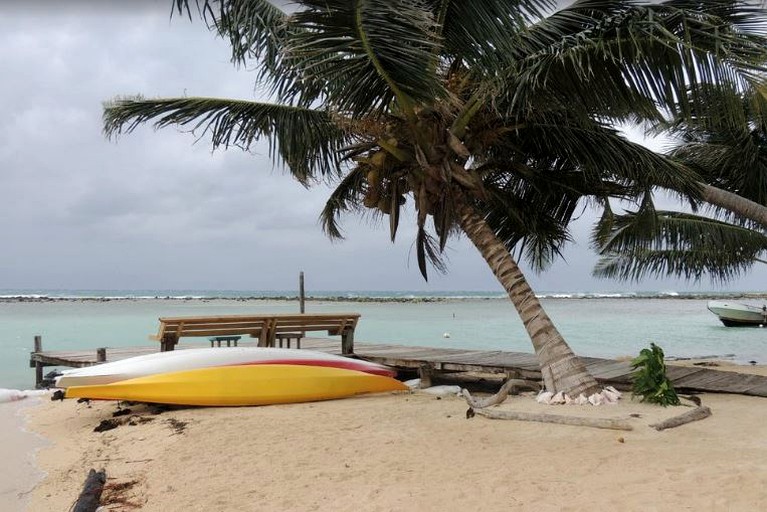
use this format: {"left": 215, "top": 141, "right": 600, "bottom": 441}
{"left": 631, "top": 343, "right": 681, "bottom": 406}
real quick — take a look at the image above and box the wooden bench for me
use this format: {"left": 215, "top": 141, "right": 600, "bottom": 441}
{"left": 269, "top": 313, "right": 360, "bottom": 354}
{"left": 150, "top": 315, "right": 273, "bottom": 352}
{"left": 150, "top": 313, "right": 360, "bottom": 354}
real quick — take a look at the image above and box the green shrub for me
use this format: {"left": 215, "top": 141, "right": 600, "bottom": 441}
{"left": 631, "top": 343, "right": 680, "bottom": 406}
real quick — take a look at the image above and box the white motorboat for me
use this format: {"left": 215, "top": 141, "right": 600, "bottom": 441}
{"left": 707, "top": 300, "right": 767, "bottom": 327}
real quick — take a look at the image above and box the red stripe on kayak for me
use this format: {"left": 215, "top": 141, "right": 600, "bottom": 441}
{"left": 226, "top": 359, "right": 395, "bottom": 377}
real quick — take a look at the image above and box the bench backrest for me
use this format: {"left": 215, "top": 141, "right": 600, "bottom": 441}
{"left": 154, "top": 313, "right": 360, "bottom": 341}
{"left": 271, "top": 313, "right": 360, "bottom": 335}
{"left": 155, "top": 315, "right": 274, "bottom": 340}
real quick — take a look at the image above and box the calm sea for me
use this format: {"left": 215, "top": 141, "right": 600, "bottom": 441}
{"left": 2, "top": 290, "right": 766, "bottom": 390}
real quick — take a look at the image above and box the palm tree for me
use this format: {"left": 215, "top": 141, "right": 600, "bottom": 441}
{"left": 594, "top": 86, "right": 767, "bottom": 282}
{"left": 103, "top": 0, "right": 767, "bottom": 397}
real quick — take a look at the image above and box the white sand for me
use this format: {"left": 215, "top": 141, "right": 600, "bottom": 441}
{"left": 0, "top": 399, "right": 47, "bottom": 512}
{"left": 25, "top": 368, "right": 767, "bottom": 511}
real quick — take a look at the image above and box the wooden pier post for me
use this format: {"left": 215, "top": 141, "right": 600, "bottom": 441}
{"left": 418, "top": 364, "right": 433, "bottom": 388}
{"left": 341, "top": 328, "right": 354, "bottom": 355}
{"left": 33, "top": 335, "right": 43, "bottom": 388}
{"left": 299, "top": 271, "right": 305, "bottom": 313}
{"left": 96, "top": 348, "right": 107, "bottom": 363}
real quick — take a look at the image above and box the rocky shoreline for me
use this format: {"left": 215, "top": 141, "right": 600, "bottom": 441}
{"left": 1, "top": 293, "right": 766, "bottom": 304}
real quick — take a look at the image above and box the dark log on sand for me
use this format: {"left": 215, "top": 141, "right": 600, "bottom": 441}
{"left": 72, "top": 468, "right": 106, "bottom": 512}
{"left": 460, "top": 379, "right": 538, "bottom": 409}
{"left": 649, "top": 406, "right": 712, "bottom": 431}
{"left": 471, "top": 408, "right": 634, "bottom": 431}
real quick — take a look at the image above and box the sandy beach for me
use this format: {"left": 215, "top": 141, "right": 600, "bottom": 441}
{"left": 20, "top": 362, "right": 767, "bottom": 512}
{"left": 1, "top": 399, "right": 47, "bottom": 512}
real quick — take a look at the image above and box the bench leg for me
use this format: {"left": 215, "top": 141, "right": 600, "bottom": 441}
{"left": 161, "top": 336, "right": 177, "bottom": 352}
{"left": 341, "top": 329, "right": 354, "bottom": 355}
{"left": 257, "top": 330, "right": 274, "bottom": 348}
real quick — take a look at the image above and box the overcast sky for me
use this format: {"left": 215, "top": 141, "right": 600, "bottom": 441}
{"left": 0, "top": 0, "right": 764, "bottom": 293}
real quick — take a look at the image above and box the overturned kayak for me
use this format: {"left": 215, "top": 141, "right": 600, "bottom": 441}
{"left": 64, "top": 364, "right": 408, "bottom": 406}
{"left": 54, "top": 347, "right": 395, "bottom": 389}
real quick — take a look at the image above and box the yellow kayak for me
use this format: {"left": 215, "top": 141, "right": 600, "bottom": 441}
{"left": 65, "top": 364, "right": 408, "bottom": 406}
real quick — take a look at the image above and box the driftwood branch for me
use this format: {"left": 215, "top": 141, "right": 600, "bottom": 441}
{"left": 649, "top": 406, "right": 712, "bottom": 431}
{"left": 460, "top": 379, "right": 539, "bottom": 409}
{"left": 71, "top": 468, "right": 106, "bottom": 512}
{"left": 471, "top": 408, "right": 634, "bottom": 431}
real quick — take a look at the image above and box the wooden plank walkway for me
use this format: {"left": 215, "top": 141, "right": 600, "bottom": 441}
{"left": 29, "top": 338, "right": 767, "bottom": 397}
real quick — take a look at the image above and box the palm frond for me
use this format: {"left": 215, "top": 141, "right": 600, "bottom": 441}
{"left": 593, "top": 210, "right": 767, "bottom": 282}
{"left": 320, "top": 164, "right": 448, "bottom": 278}
{"left": 504, "top": 0, "right": 767, "bottom": 124}
{"left": 171, "top": 1, "right": 324, "bottom": 104}
{"left": 480, "top": 166, "right": 629, "bottom": 271}
{"left": 674, "top": 139, "right": 767, "bottom": 206}
{"left": 661, "top": 87, "right": 767, "bottom": 210}
{"left": 439, "top": 1, "right": 661, "bottom": 122}
{"left": 480, "top": 173, "right": 581, "bottom": 271}
{"left": 432, "top": 0, "right": 554, "bottom": 72}
{"left": 496, "top": 117, "right": 703, "bottom": 197}
{"left": 288, "top": 0, "right": 445, "bottom": 117}
{"left": 591, "top": 192, "right": 658, "bottom": 249}
{"left": 319, "top": 166, "right": 369, "bottom": 239}
{"left": 501, "top": 0, "right": 661, "bottom": 121}
{"left": 654, "top": 83, "right": 754, "bottom": 135}
{"left": 430, "top": 193, "right": 462, "bottom": 251}
{"left": 103, "top": 96, "right": 350, "bottom": 181}
{"left": 415, "top": 226, "right": 449, "bottom": 280}
{"left": 173, "top": 0, "right": 288, "bottom": 66}
{"left": 592, "top": 199, "right": 617, "bottom": 249}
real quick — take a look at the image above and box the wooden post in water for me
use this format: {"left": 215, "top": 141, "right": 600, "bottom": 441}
{"left": 96, "top": 348, "right": 107, "bottom": 363}
{"left": 33, "top": 335, "right": 43, "bottom": 388}
{"left": 299, "top": 271, "right": 305, "bottom": 313}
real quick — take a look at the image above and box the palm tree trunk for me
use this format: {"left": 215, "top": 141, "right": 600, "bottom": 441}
{"left": 458, "top": 203, "right": 601, "bottom": 397}
{"left": 698, "top": 183, "right": 767, "bottom": 228}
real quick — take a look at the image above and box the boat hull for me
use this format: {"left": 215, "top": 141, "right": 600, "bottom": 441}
{"left": 55, "top": 347, "right": 395, "bottom": 388}
{"left": 707, "top": 300, "right": 766, "bottom": 327}
{"left": 65, "top": 364, "right": 408, "bottom": 406}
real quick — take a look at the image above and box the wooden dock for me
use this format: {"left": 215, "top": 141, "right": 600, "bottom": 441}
{"left": 29, "top": 337, "right": 767, "bottom": 397}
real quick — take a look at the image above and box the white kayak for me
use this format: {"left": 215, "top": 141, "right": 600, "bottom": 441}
{"left": 54, "top": 347, "right": 395, "bottom": 389}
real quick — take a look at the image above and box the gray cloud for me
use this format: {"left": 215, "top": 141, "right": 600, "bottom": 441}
{"left": 0, "top": 2, "right": 764, "bottom": 293}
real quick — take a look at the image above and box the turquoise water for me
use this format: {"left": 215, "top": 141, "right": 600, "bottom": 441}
{"left": 2, "top": 292, "right": 766, "bottom": 389}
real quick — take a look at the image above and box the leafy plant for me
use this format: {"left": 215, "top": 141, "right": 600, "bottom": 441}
{"left": 631, "top": 343, "right": 680, "bottom": 406}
